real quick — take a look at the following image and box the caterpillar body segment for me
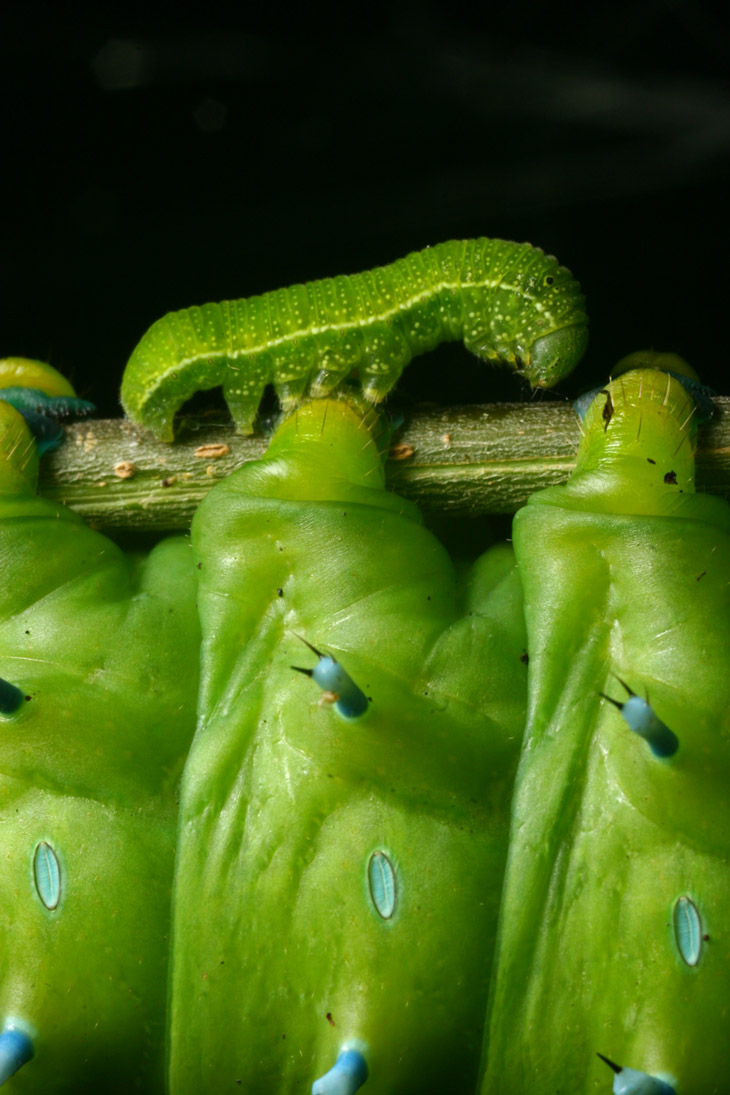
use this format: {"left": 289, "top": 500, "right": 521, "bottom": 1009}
{"left": 167, "top": 397, "right": 529, "bottom": 1093}
{"left": 0, "top": 391, "right": 201, "bottom": 1093}
{"left": 480, "top": 370, "right": 730, "bottom": 1094}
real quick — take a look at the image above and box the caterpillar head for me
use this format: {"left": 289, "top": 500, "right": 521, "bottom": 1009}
{"left": 525, "top": 322, "right": 590, "bottom": 388}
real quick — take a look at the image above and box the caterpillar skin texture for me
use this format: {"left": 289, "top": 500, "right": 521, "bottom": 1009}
{"left": 480, "top": 370, "right": 730, "bottom": 1094}
{"left": 121, "top": 239, "right": 588, "bottom": 439}
{"left": 166, "top": 398, "right": 529, "bottom": 1094}
{"left": 0, "top": 397, "right": 201, "bottom": 1093}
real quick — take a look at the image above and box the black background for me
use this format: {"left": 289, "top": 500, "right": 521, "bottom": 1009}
{"left": 3, "top": 2, "right": 729, "bottom": 421}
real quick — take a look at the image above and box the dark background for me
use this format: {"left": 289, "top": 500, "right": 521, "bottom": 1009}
{"left": 3, "top": 2, "right": 729, "bottom": 421}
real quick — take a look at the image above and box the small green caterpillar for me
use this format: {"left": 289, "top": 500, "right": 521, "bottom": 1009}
{"left": 121, "top": 238, "right": 588, "bottom": 439}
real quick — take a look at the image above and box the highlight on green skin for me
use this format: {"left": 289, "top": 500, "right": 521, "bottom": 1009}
{"left": 480, "top": 364, "right": 730, "bottom": 1095}
{"left": 121, "top": 238, "right": 588, "bottom": 439}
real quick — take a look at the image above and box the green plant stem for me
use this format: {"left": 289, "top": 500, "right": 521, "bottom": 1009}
{"left": 37, "top": 398, "right": 730, "bottom": 533}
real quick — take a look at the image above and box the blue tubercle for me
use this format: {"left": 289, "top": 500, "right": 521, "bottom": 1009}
{"left": 312, "top": 1049, "right": 369, "bottom": 1095}
{"left": 0, "top": 387, "right": 96, "bottom": 454}
{"left": 0, "top": 1027, "right": 34, "bottom": 1086}
{"left": 597, "top": 1054, "right": 675, "bottom": 1095}
{"left": 0, "top": 387, "right": 96, "bottom": 421}
{"left": 573, "top": 386, "right": 603, "bottom": 421}
{"left": 14, "top": 410, "right": 64, "bottom": 454}
{"left": 600, "top": 678, "right": 678, "bottom": 758}
{"left": 292, "top": 637, "right": 370, "bottom": 719}
{"left": 0, "top": 677, "right": 25, "bottom": 715}
{"left": 619, "top": 695, "right": 679, "bottom": 758}
{"left": 667, "top": 371, "right": 716, "bottom": 423}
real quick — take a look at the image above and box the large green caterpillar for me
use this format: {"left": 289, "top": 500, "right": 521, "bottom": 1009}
{"left": 121, "top": 238, "right": 588, "bottom": 439}
{"left": 0, "top": 367, "right": 202, "bottom": 1092}
{"left": 166, "top": 396, "right": 529, "bottom": 1093}
{"left": 480, "top": 369, "right": 730, "bottom": 1094}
